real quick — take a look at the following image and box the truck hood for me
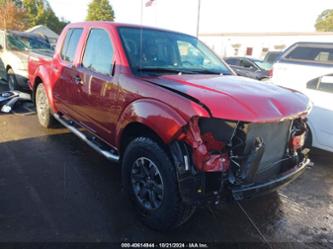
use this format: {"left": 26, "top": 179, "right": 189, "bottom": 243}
{"left": 144, "top": 74, "right": 311, "bottom": 123}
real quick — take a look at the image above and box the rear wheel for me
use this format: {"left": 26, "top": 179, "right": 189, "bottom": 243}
{"left": 7, "top": 68, "right": 19, "bottom": 91}
{"left": 122, "top": 137, "right": 195, "bottom": 231}
{"left": 35, "top": 84, "right": 56, "bottom": 128}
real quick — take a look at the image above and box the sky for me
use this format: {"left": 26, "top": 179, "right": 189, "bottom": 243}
{"left": 48, "top": 0, "right": 333, "bottom": 35}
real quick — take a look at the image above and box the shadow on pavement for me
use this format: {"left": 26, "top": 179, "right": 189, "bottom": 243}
{"left": 0, "top": 131, "right": 332, "bottom": 249}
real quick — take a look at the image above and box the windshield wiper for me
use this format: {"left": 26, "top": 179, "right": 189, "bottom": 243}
{"left": 137, "top": 67, "right": 195, "bottom": 75}
{"left": 186, "top": 69, "right": 226, "bottom": 75}
{"left": 137, "top": 67, "right": 230, "bottom": 76}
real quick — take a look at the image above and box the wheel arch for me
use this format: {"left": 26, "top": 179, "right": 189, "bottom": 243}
{"left": 32, "top": 76, "right": 43, "bottom": 104}
{"left": 116, "top": 99, "right": 188, "bottom": 155}
{"left": 119, "top": 122, "right": 167, "bottom": 156}
{"left": 31, "top": 68, "right": 56, "bottom": 112}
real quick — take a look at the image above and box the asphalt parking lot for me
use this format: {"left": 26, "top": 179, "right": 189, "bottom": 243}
{"left": 0, "top": 82, "right": 332, "bottom": 249}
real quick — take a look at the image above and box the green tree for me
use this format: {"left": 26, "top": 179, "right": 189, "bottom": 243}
{"left": 86, "top": 0, "right": 115, "bottom": 21}
{"left": 315, "top": 9, "right": 333, "bottom": 32}
{"left": 23, "top": 0, "right": 68, "bottom": 33}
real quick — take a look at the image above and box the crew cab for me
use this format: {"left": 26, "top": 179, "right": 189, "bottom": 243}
{"left": 28, "top": 22, "right": 311, "bottom": 231}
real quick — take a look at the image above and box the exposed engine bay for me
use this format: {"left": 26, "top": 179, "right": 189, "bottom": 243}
{"left": 171, "top": 116, "right": 310, "bottom": 205}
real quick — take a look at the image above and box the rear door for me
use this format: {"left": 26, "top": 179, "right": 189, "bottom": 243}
{"left": 75, "top": 28, "right": 119, "bottom": 142}
{"left": 53, "top": 28, "right": 84, "bottom": 118}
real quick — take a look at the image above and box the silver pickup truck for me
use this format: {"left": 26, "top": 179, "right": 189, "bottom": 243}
{"left": 0, "top": 30, "right": 53, "bottom": 91}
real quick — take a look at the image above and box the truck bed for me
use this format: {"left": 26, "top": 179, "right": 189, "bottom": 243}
{"left": 28, "top": 49, "right": 54, "bottom": 90}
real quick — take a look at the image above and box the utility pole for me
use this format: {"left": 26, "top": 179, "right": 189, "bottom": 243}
{"left": 196, "top": 0, "right": 201, "bottom": 37}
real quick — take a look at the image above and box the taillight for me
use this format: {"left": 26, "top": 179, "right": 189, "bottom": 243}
{"left": 268, "top": 68, "right": 273, "bottom": 77}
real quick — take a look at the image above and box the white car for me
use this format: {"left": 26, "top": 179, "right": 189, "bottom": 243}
{"left": 0, "top": 30, "right": 52, "bottom": 91}
{"left": 271, "top": 42, "right": 333, "bottom": 152}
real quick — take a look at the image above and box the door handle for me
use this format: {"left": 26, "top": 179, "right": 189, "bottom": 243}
{"left": 74, "top": 76, "right": 83, "bottom": 85}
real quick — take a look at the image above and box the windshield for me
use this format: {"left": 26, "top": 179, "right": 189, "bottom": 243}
{"left": 7, "top": 33, "right": 52, "bottom": 51}
{"left": 118, "top": 27, "right": 232, "bottom": 75}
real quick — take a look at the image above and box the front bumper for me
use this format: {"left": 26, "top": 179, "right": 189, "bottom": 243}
{"left": 231, "top": 158, "right": 311, "bottom": 200}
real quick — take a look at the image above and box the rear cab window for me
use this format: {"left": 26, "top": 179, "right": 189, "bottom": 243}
{"left": 61, "top": 28, "right": 83, "bottom": 63}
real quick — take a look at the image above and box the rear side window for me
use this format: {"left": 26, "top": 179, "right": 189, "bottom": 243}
{"left": 285, "top": 46, "right": 333, "bottom": 64}
{"left": 61, "top": 28, "right": 83, "bottom": 63}
{"left": 82, "top": 29, "right": 114, "bottom": 75}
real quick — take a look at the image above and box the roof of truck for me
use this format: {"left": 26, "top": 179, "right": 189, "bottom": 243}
{"left": 65, "top": 21, "right": 194, "bottom": 37}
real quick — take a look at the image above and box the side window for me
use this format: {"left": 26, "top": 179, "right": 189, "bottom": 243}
{"left": 240, "top": 59, "right": 254, "bottom": 69}
{"left": 60, "top": 28, "right": 83, "bottom": 63}
{"left": 318, "top": 82, "right": 333, "bottom": 93}
{"left": 225, "top": 58, "right": 239, "bottom": 66}
{"left": 286, "top": 46, "right": 333, "bottom": 63}
{"left": 318, "top": 76, "right": 333, "bottom": 94}
{"left": 307, "top": 75, "right": 333, "bottom": 94}
{"left": 82, "top": 29, "right": 114, "bottom": 75}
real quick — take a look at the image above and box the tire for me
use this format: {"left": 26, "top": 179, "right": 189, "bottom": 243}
{"left": 35, "top": 83, "right": 56, "bottom": 128}
{"left": 7, "top": 68, "right": 19, "bottom": 91}
{"left": 122, "top": 137, "right": 195, "bottom": 231}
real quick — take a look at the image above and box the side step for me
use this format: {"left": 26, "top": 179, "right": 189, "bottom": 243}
{"left": 53, "top": 113, "right": 120, "bottom": 162}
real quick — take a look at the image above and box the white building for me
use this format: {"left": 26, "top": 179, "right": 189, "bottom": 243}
{"left": 199, "top": 32, "right": 333, "bottom": 59}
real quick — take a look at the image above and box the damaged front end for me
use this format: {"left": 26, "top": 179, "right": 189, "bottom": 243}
{"left": 170, "top": 116, "right": 311, "bottom": 206}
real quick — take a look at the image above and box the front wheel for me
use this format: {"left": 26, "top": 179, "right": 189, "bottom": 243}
{"left": 122, "top": 137, "right": 195, "bottom": 231}
{"left": 35, "top": 84, "right": 56, "bottom": 128}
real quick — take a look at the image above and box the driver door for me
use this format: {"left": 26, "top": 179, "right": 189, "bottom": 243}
{"left": 74, "top": 28, "right": 120, "bottom": 142}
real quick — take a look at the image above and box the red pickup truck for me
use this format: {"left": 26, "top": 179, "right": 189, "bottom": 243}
{"left": 28, "top": 22, "right": 311, "bottom": 231}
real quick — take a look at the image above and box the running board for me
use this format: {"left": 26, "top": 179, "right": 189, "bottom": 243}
{"left": 53, "top": 113, "right": 120, "bottom": 162}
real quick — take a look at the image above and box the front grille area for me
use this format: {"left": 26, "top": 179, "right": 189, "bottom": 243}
{"left": 244, "top": 121, "right": 292, "bottom": 181}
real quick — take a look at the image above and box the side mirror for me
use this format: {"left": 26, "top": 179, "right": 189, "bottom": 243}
{"left": 0, "top": 44, "right": 3, "bottom": 50}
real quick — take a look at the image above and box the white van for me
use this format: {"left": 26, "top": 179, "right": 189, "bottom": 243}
{"left": 272, "top": 42, "right": 333, "bottom": 152}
